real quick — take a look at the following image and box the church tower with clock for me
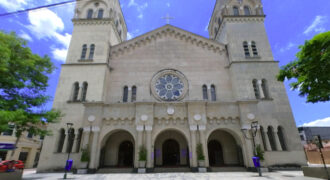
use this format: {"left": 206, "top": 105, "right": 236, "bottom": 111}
{"left": 38, "top": 0, "right": 306, "bottom": 172}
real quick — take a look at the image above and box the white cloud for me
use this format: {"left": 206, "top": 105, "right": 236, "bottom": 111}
{"left": 0, "top": 0, "right": 27, "bottom": 11}
{"left": 304, "top": 15, "right": 328, "bottom": 35}
{"left": 127, "top": 32, "right": 133, "bottom": 40}
{"left": 128, "top": 0, "right": 148, "bottom": 20}
{"left": 166, "top": 3, "right": 171, "bottom": 7}
{"left": 279, "top": 42, "right": 296, "bottom": 53}
{"left": 204, "top": 18, "right": 210, "bottom": 32}
{"left": 18, "top": 31, "right": 32, "bottom": 42}
{"left": 302, "top": 117, "right": 330, "bottom": 127}
{"left": 52, "top": 48, "right": 68, "bottom": 63}
{"left": 138, "top": 14, "right": 143, "bottom": 19}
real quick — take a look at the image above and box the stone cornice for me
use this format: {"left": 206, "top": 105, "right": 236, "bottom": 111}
{"left": 110, "top": 25, "right": 226, "bottom": 58}
{"left": 72, "top": 18, "right": 113, "bottom": 26}
{"left": 227, "top": 60, "right": 279, "bottom": 68}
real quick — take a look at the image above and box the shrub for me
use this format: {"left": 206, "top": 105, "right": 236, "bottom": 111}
{"left": 139, "top": 145, "right": 147, "bottom": 161}
{"left": 196, "top": 143, "right": 205, "bottom": 161}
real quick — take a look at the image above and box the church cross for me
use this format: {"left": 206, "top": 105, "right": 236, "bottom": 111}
{"left": 162, "top": 13, "right": 174, "bottom": 24}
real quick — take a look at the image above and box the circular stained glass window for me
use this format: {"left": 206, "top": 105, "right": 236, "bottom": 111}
{"left": 155, "top": 74, "right": 184, "bottom": 101}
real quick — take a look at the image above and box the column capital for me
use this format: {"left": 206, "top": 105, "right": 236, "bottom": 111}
{"left": 198, "top": 125, "right": 206, "bottom": 131}
{"left": 190, "top": 125, "right": 198, "bottom": 131}
{"left": 145, "top": 125, "right": 153, "bottom": 131}
{"left": 136, "top": 125, "right": 144, "bottom": 132}
{"left": 92, "top": 126, "right": 100, "bottom": 132}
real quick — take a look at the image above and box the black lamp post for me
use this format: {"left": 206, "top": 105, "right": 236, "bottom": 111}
{"left": 64, "top": 122, "right": 73, "bottom": 179}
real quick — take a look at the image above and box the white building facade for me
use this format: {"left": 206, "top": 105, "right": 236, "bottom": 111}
{"left": 37, "top": 0, "right": 307, "bottom": 172}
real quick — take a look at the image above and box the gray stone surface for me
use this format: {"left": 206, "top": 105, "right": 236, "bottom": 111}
{"left": 23, "top": 169, "right": 319, "bottom": 180}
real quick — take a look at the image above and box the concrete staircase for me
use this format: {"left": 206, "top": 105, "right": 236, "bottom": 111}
{"left": 210, "top": 167, "right": 247, "bottom": 172}
{"left": 154, "top": 167, "right": 191, "bottom": 173}
{"left": 97, "top": 168, "right": 133, "bottom": 173}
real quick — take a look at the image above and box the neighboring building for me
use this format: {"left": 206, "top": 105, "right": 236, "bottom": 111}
{"left": 37, "top": 0, "right": 306, "bottom": 172}
{"left": 298, "top": 127, "right": 330, "bottom": 147}
{"left": 0, "top": 125, "right": 44, "bottom": 168}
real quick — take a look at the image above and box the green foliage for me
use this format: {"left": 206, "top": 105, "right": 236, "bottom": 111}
{"left": 277, "top": 31, "right": 330, "bottom": 103}
{"left": 0, "top": 31, "right": 61, "bottom": 140}
{"left": 139, "top": 145, "right": 147, "bottom": 161}
{"left": 255, "top": 144, "right": 264, "bottom": 161}
{"left": 80, "top": 147, "right": 90, "bottom": 162}
{"left": 196, "top": 143, "right": 205, "bottom": 161}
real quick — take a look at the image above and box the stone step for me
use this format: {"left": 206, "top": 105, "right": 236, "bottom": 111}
{"left": 97, "top": 168, "right": 134, "bottom": 174}
{"left": 154, "top": 167, "right": 191, "bottom": 173}
{"left": 210, "top": 167, "right": 247, "bottom": 172}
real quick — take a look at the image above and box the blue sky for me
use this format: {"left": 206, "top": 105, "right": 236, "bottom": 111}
{"left": 0, "top": 0, "right": 329, "bottom": 127}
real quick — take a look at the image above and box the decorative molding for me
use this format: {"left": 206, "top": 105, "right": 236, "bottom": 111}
{"left": 190, "top": 125, "right": 198, "bottom": 131}
{"left": 136, "top": 125, "right": 144, "bottom": 132}
{"left": 207, "top": 117, "right": 240, "bottom": 125}
{"left": 199, "top": 125, "right": 206, "bottom": 131}
{"left": 145, "top": 125, "right": 153, "bottom": 131}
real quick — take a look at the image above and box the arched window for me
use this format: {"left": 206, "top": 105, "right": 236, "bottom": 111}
{"left": 278, "top": 126, "right": 287, "bottom": 151}
{"left": 251, "top": 41, "right": 258, "bottom": 56}
{"left": 76, "top": 128, "right": 83, "bottom": 152}
{"left": 97, "top": 9, "right": 104, "bottom": 18}
{"left": 252, "top": 79, "right": 260, "bottom": 99}
{"left": 202, "top": 85, "right": 208, "bottom": 100}
{"left": 81, "top": 44, "right": 87, "bottom": 60}
{"left": 81, "top": 82, "right": 88, "bottom": 101}
{"left": 261, "top": 79, "right": 269, "bottom": 99}
{"left": 87, "top": 9, "right": 93, "bottom": 19}
{"left": 260, "top": 126, "right": 267, "bottom": 151}
{"left": 243, "top": 41, "right": 250, "bottom": 57}
{"left": 89, "top": 44, "right": 95, "bottom": 60}
{"left": 118, "top": 30, "right": 122, "bottom": 37}
{"left": 211, "top": 84, "right": 216, "bottom": 101}
{"left": 66, "top": 128, "right": 75, "bottom": 153}
{"left": 218, "top": 17, "right": 222, "bottom": 26}
{"left": 123, "top": 86, "right": 128, "bottom": 102}
{"left": 233, "top": 6, "right": 239, "bottom": 16}
{"left": 267, "top": 126, "right": 277, "bottom": 151}
{"left": 244, "top": 6, "right": 251, "bottom": 15}
{"left": 115, "top": 20, "right": 119, "bottom": 27}
{"left": 57, "top": 129, "right": 65, "bottom": 153}
{"left": 72, "top": 82, "right": 80, "bottom": 101}
{"left": 131, "top": 86, "right": 137, "bottom": 102}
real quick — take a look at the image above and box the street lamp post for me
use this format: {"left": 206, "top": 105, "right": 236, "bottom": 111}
{"left": 64, "top": 122, "right": 73, "bottom": 179}
{"left": 87, "top": 116, "right": 95, "bottom": 171}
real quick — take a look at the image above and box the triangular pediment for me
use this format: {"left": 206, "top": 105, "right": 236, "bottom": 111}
{"left": 110, "top": 25, "right": 226, "bottom": 57}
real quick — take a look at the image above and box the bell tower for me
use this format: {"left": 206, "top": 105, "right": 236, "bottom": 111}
{"left": 208, "top": 0, "right": 273, "bottom": 63}
{"left": 66, "top": 0, "right": 127, "bottom": 64}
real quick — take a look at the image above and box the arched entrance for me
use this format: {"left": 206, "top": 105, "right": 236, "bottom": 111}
{"left": 162, "top": 139, "right": 180, "bottom": 166}
{"left": 99, "top": 130, "right": 135, "bottom": 168}
{"left": 208, "top": 140, "right": 224, "bottom": 166}
{"left": 154, "top": 130, "right": 189, "bottom": 167}
{"left": 208, "top": 129, "right": 244, "bottom": 167}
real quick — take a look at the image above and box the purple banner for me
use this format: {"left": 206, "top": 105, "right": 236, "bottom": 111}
{"left": 151, "top": 151, "right": 154, "bottom": 159}
{"left": 181, "top": 149, "right": 187, "bottom": 157}
{"left": 189, "top": 152, "right": 192, "bottom": 159}
{"left": 0, "top": 143, "right": 15, "bottom": 150}
{"left": 156, "top": 149, "right": 161, "bottom": 158}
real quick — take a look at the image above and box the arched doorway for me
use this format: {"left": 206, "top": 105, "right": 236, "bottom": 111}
{"left": 162, "top": 139, "right": 180, "bottom": 166}
{"left": 99, "top": 130, "right": 135, "bottom": 168}
{"left": 154, "top": 130, "right": 189, "bottom": 167}
{"left": 208, "top": 140, "right": 224, "bottom": 166}
{"left": 208, "top": 129, "right": 244, "bottom": 167}
{"left": 118, "top": 141, "right": 134, "bottom": 167}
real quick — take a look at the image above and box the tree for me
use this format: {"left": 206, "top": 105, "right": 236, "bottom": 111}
{"left": 277, "top": 31, "right": 330, "bottom": 103}
{"left": 0, "top": 31, "right": 61, "bottom": 158}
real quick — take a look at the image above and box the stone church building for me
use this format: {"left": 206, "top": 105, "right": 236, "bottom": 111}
{"left": 38, "top": 0, "right": 306, "bottom": 172}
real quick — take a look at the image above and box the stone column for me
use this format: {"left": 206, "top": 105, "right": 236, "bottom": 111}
{"left": 145, "top": 125, "right": 153, "bottom": 168}
{"left": 62, "top": 132, "right": 69, "bottom": 153}
{"left": 78, "top": 85, "right": 83, "bottom": 101}
{"left": 12, "top": 147, "right": 21, "bottom": 160}
{"left": 263, "top": 132, "right": 272, "bottom": 151}
{"left": 25, "top": 148, "right": 37, "bottom": 168}
{"left": 257, "top": 80, "right": 265, "bottom": 99}
{"left": 89, "top": 126, "right": 100, "bottom": 169}
{"left": 274, "top": 130, "right": 282, "bottom": 151}
{"left": 207, "top": 85, "right": 211, "bottom": 101}
{"left": 189, "top": 125, "right": 198, "bottom": 168}
{"left": 135, "top": 125, "right": 144, "bottom": 168}
{"left": 199, "top": 125, "right": 209, "bottom": 167}
{"left": 81, "top": 127, "right": 90, "bottom": 149}
{"left": 72, "top": 134, "right": 78, "bottom": 153}
{"left": 128, "top": 87, "right": 132, "bottom": 102}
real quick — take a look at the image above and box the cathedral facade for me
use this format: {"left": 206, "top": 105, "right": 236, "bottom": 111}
{"left": 37, "top": 0, "right": 306, "bottom": 172}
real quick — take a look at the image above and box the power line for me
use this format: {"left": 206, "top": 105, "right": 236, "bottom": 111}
{"left": 0, "top": 0, "right": 76, "bottom": 17}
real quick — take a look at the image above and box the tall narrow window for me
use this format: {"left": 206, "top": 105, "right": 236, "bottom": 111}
{"left": 261, "top": 79, "right": 269, "bottom": 99}
{"left": 57, "top": 129, "right": 65, "bottom": 153}
{"left": 72, "top": 82, "right": 80, "bottom": 101}
{"left": 81, "top": 44, "right": 87, "bottom": 59}
{"left": 81, "top": 82, "right": 88, "bottom": 101}
{"left": 251, "top": 41, "right": 258, "bottom": 56}
{"left": 233, "top": 6, "right": 239, "bottom": 16}
{"left": 244, "top": 6, "right": 251, "bottom": 15}
{"left": 123, "top": 86, "right": 128, "bottom": 102}
{"left": 89, "top": 44, "right": 95, "bottom": 60}
{"left": 76, "top": 128, "right": 83, "bottom": 152}
{"left": 3, "top": 124, "right": 15, "bottom": 136}
{"left": 278, "top": 126, "right": 287, "bottom": 151}
{"left": 252, "top": 79, "right": 260, "bottom": 99}
{"left": 267, "top": 126, "right": 277, "bottom": 151}
{"left": 243, "top": 41, "right": 250, "bottom": 57}
{"left": 202, "top": 85, "right": 208, "bottom": 100}
{"left": 87, "top": 9, "right": 93, "bottom": 19}
{"left": 97, "top": 9, "right": 104, "bottom": 18}
{"left": 260, "top": 126, "right": 267, "bottom": 151}
{"left": 66, "top": 128, "right": 75, "bottom": 153}
{"left": 131, "top": 86, "right": 137, "bottom": 102}
{"left": 211, "top": 84, "right": 216, "bottom": 101}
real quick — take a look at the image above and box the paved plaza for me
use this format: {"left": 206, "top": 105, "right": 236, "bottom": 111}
{"left": 22, "top": 169, "right": 319, "bottom": 180}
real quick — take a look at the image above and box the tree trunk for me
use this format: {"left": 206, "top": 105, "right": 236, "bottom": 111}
{"left": 10, "top": 135, "right": 21, "bottom": 160}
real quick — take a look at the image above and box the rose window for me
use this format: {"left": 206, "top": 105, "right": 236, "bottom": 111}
{"left": 155, "top": 74, "right": 184, "bottom": 101}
